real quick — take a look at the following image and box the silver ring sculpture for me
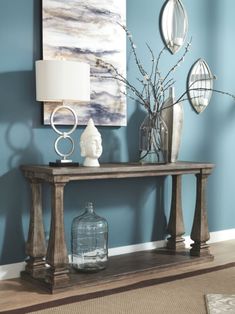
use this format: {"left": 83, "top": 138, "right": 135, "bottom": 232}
{"left": 50, "top": 105, "right": 78, "bottom": 163}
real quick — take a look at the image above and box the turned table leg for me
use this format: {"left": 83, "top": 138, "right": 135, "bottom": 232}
{"left": 190, "top": 171, "right": 211, "bottom": 257}
{"left": 166, "top": 175, "right": 185, "bottom": 251}
{"left": 46, "top": 182, "right": 69, "bottom": 288}
{"left": 25, "top": 180, "right": 47, "bottom": 278}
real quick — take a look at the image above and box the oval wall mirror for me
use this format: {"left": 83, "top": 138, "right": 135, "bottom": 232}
{"left": 187, "top": 59, "right": 214, "bottom": 114}
{"left": 160, "top": 0, "right": 188, "bottom": 54}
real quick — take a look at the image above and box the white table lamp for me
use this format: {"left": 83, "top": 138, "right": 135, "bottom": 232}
{"left": 35, "top": 60, "right": 90, "bottom": 166}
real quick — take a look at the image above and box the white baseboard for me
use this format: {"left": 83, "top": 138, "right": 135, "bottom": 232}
{"left": 1, "top": 228, "right": 235, "bottom": 281}
{"left": 184, "top": 228, "right": 235, "bottom": 248}
{"left": 108, "top": 239, "right": 167, "bottom": 256}
{"left": 0, "top": 262, "right": 25, "bottom": 281}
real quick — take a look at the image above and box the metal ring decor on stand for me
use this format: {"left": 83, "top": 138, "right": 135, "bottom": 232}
{"left": 50, "top": 105, "right": 78, "bottom": 161}
{"left": 50, "top": 105, "right": 78, "bottom": 135}
{"left": 54, "top": 134, "right": 75, "bottom": 159}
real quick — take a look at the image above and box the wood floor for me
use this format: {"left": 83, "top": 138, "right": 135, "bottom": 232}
{"left": 0, "top": 240, "right": 235, "bottom": 312}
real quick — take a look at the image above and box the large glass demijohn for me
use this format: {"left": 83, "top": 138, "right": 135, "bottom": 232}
{"left": 71, "top": 202, "right": 108, "bottom": 272}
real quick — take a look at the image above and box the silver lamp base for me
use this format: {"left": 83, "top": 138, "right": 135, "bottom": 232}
{"left": 49, "top": 104, "right": 79, "bottom": 167}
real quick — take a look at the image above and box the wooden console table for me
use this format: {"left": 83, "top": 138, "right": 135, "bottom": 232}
{"left": 20, "top": 162, "right": 214, "bottom": 293}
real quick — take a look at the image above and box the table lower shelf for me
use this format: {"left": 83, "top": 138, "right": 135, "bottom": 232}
{"left": 21, "top": 248, "right": 214, "bottom": 293}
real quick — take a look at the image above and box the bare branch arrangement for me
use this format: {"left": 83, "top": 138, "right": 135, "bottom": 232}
{"left": 95, "top": 23, "right": 235, "bottom": 118}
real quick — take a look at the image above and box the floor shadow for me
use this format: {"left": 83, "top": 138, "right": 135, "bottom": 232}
{"left": 130, "top": 176, "right": 168, "bottom": 245}
{"left": 0, "top": 70, "right": 43, "bottom": 265}
{"left": 0, "top": 71, "right": 40, "bottom": 126}
{"left": 98, "top": 128, "right": 121, "bottom": 163}
{"left": 151, "top": 177, "right": 168, "bottom": 242}
{"left": 0, "top": 125, "right": 43, "bottom": 264}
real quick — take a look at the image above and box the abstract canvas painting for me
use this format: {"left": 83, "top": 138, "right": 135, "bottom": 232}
{"left": 42, "top": 0, "right": 126, "bottom": 126}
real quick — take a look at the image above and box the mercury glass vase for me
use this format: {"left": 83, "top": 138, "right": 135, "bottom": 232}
{"left": 139, "top": 113, "right": 168, "bottom": 164}
{"left": 161, "top": 86, "right": 183, "bottom": 163}
{"left": 71, "top": 202, "right": 108, "bottom": 272}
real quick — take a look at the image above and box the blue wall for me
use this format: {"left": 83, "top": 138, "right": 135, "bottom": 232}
{"left": 1, "top": 0, "right": 235, "bottom": 265}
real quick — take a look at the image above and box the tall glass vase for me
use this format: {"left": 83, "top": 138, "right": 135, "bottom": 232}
{"left": 139, "top": 113, "right": 168, "bottom": 164}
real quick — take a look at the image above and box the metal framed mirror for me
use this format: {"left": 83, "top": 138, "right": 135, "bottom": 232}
{"left": 187, "top": 59, "right": 214, "bottom": 114}
{"left": 160, "top": 0, "right": 188, "bottom": 54}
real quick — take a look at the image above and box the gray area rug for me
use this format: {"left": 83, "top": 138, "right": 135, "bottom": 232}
{"left": 206, "top": 294, "right": 235, "bottom": 314}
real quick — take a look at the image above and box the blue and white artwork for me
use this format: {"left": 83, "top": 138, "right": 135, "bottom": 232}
{"left": 42, "top": 0, "right": 126, "bottom": 126}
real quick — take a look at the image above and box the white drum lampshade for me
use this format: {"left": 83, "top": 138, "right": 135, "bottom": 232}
{"left": 35, "top": 60, "right": 90, "bottom": 102}
{"left": 35, "top": 59, "right": 90, "bottom": 166}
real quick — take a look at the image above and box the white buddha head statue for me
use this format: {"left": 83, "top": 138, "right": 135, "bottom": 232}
{"left": 80, "top": 118, "right": 102, "bottom": 167}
